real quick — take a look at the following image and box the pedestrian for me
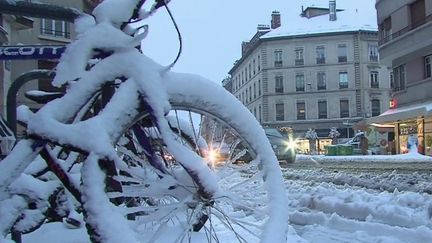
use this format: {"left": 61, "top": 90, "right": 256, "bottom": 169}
{"left": 360, "top": 134, "right": 368, "bottom": 155}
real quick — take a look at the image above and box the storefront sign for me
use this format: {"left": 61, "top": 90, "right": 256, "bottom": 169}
{"left": 389, "top": 98, "right": 397, "bottom": 109}
{"left": 0, "top": 45, "right": 66, "bottom": 60}
{"left": 399, "top": 124, "right": 417, "bottom": 135}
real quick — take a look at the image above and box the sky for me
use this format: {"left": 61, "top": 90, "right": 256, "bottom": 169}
{"left": 141, "top": 0, "right": 377, "bottom": 85}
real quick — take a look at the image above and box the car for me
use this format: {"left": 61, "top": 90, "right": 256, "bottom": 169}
{"left": 264, "top": 128, "right": 297, "bottom": 163}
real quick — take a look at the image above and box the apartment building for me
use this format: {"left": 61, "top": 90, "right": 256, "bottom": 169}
{"left": 369, "top": 0, "right": 432, "bottom": 155}
{"left": 225, "top": 0, "right": 390, "bottom": 147}
{"left": 0, "top": 0, "right": 97, "bottom": 136}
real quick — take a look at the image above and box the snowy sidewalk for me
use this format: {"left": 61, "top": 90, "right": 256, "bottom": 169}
{"left": 296, "top": 152, "right": 432, "bottom": 163}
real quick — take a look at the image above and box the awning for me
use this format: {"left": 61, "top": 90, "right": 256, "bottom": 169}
{"left": 367, "top": 101, "right": 432, "bottom": 124}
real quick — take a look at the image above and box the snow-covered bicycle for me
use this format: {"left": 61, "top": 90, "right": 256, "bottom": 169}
{"left": 0, "top": 0, "right": 289, "bottom": 242}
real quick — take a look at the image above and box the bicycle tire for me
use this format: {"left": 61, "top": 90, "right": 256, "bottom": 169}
{"left": 81, "top": 76, "right": 288, "bottom": 243}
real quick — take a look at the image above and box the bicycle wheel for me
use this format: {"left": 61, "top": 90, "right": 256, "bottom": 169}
{"left": 101, "top": 77, "right": 289, "bottom": 242}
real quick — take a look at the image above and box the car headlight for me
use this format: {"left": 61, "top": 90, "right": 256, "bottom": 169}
{"left": 283, "top": 139, "right": 297, "bottom": 152}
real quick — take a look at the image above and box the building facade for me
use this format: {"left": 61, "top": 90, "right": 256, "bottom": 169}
{"left": 226, "top": 1, "right": 390, "bottom": 149}
{"left": 0, "top": 0, "right": 93, "bottom": 135}
{"left": 369, "top": 0, "right": 432, "bottom": 155}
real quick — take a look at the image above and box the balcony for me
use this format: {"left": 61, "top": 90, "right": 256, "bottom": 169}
{"left": 378, "top": 15, "right": 432, "bottom": 66}
{"left": 295, "top": 59, "right": 304, "bottom": 66}
{"left": 379, "top": 13, "right": 432, "bottom": 46}
{"left": 274, "top": 61, "right": 283, "bottom": 68}
{"left": 316, "top": 57, "right": 326, "bottom": 65}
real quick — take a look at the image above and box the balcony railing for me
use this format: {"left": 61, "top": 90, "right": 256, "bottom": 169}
{"left": 274, "top": 61, "right": 283, "bottom": 67}
{"left": 379, "top": 13, "right": 432, "bottom": 46}
{"left": 295, "top": 59, "right": 304, "bottom": 65}
{"left": 40, "top": 28, "right": 70, "bottom": 39}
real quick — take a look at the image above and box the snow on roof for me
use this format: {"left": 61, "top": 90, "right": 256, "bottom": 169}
{"left": 262, "top": 0, "right": 377, "bottom": 39}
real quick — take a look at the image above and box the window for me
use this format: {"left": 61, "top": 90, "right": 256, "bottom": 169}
{"left": 258, "top": 80, "right": 261, "bottom": 96}
{"left": 379, "top": 16, "right": 392, "bottom": 42}
{"left": 339, "top": 72, "right": 348, "bottom": 89}
{"left": 392, "top": 65, "right": 405, "bottom": 91}
{"left": 253, "top": 59, "right": 256, "bottom": 75}
{"left": 254, "top": 107, "right": 257, "bottom": 118}
{"left": 41, "top": 18, "right": 70, "bottom": 38}
{"left": 245, "top": 89, "right": 249, "bottom": 102}
{"left": 318, "top": 100, "right": 327, "bottom": 119}
{"left": 253, "top": 83, "right": 256, "bottom": 99}
{"left": 296, "top": 101, "right": 306, "bottom": 120}
{"left": 368, "top": 44, "right": 379, "bottom": 62}
{"left": 259, "top": 105, "right": 262, "bottom": 122}
{"left": 337, "top": 44, "right": 347, "bottom": 63}
{"left": 245, "top": 67, "right": 248, "bottom": 81}
{"left": 249, "top": 86, "right": 252, "bottom": 101}
{"left": 317, "top": 71, "right": 326, "bottom": 90}
{"left": 274, "top": 49, "right": 283, "bottom": 67}
{"left": 295, "top": 47, "right": 304, "bottom": 65}
{"left": 425, "top": 55, "right": 432, "bottom": 78}
{"left": 316, "top": 46, "right": 325, "bottom": 64}
{"left": 241, "top": 71, "right": 244, "bottom": 85}
{"left": 275, "top": 76, "right": 283, "bottom": 93}
{"left": 276, "top": 103, "right": 284, "bottom": 121}
{"left": 370, "top": 71, "right": 379, "bottom": 88}
{"left": 340, "top": 99, "right": 349, "bottom": 118}
{"left": 248, "top": 63, "right": 252, "bottom": 79}
{"left": 258, "top": 55, "right": 261, "bottom": 71}
{"left": 410, "top": 0, "right": 426, "bottom": 28}
{"left": 371, "top": 99, "right": 381, "bottom": 117}
{"left": 296, "top": 73, "right": 305, "bottom": 92}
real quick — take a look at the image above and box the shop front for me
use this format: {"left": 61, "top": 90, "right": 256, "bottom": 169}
{"left": 367, "top": 102, "right": 432, "bottom": 156}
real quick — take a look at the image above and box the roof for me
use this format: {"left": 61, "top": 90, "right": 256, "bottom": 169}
{"left": 262, "top": 0, "right": 377, "bottom": 39}
{"left": 229, "top": 0, "right": 378, "bottom": 74}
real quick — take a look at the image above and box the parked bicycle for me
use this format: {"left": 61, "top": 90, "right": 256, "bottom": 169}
{"left": 0, "top": 0, "right": 289, "bottom": 242}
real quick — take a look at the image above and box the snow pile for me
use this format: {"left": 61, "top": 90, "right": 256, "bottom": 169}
{"left": 19, "top": 168, "right": 432, "bottom": 243}
{"left": 296, "top": 154, "right": 432, "bottom": 163}
{"left": 283, "top": 167, "right": 432, "bottom": 194}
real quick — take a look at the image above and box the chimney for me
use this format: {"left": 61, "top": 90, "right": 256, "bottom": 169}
{"left": 271, "top": 11, "right": 281, "bottom": 29}
{"left": 329, "top": 0, "right": 337, "bottom": 21}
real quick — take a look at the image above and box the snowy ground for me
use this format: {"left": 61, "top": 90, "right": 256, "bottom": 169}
{"left": 19, "top": 154, "right": 432, "bottom": 243}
